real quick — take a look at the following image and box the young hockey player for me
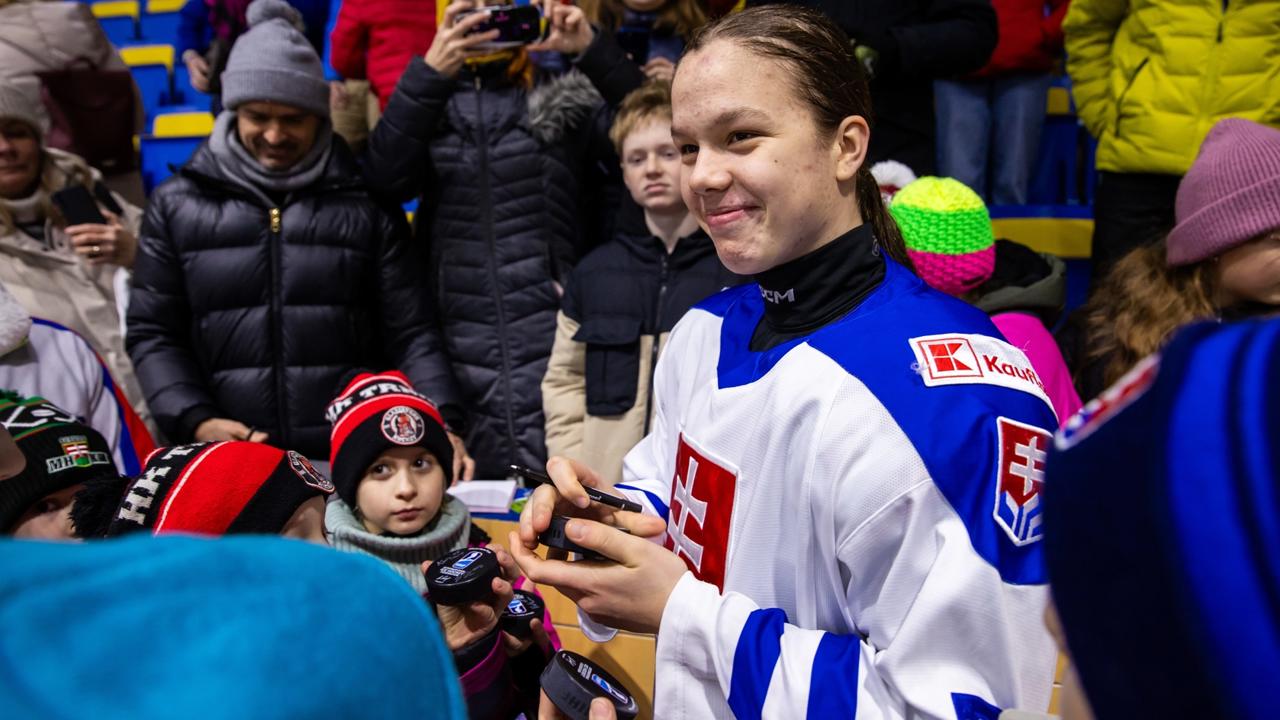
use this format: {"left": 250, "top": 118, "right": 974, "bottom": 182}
{"left": 515, "top": 6, "right": 1059, "bottom": 718}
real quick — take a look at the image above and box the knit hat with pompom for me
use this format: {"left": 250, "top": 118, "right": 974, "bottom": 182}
{"left": 220, "top": 0, "right": 329, "bottom": 118}
{"left": 890, "top": 176, "right": 995, "bottom": 297}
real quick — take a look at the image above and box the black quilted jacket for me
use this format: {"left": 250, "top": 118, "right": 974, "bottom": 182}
{"left": 365, "top": 53, "right": 634, "bottom": 478}
{"left": 127, "top": 139, "right": 457, "bottom": 458}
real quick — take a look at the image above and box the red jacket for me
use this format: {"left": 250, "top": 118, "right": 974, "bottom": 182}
{"left": 329, "top": 0, "right": 437, "bottom": 108}
{"left": 972, "top": 0, "right": 1069, "bottom": 77}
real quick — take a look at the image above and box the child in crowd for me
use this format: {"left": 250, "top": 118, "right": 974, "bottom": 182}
{"left": 324, "top": 370, "right": 557, "bottom": 720}
{"left": 1045, "top": 318, "right": 1280, "bottom": 720}
{"left": 324, "top": 370, "right": 472, "bottom": 590}
{"left": 542, "top": 81, "right": 740, "bottom": 484}
{"left": 1071, "top": 118, "right": 1280, "bottom": 400}
{"left": 891, "top": 176, "right": 1081, "bottom": 423}
{"left": 70, "top": 440, "right": 334, "bottom": 542}
{"left": 0, "top": 392, "right": 120, "bottom": 540}
{"left": 364, "top": 0, "right": 647, "bottom": 479}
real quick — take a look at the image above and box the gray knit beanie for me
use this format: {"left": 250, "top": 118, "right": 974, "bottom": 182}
{"left": 0, "top": 85, "right": 48, "bottom": 141}
{"left": 220, "top": 0, "right": 329, "bottom": 119}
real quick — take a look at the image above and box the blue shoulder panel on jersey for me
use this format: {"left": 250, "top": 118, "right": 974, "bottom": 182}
{"left": 693, "top": 283, "right": 755, "bottom": 319}
{"left": 727, "top": 608, "right": 788, "bottom": 720}
{"left": 810, "top": 261, "right": 1053, "bottom": 584}
{"left": 807, "top": 633, "right": 860, "bottom": 717}
{"left": 712, "top": 260, "right": 1053, "bottom": 585}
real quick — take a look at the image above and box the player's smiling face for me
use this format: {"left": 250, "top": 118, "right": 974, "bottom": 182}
{"left": 671, "top": 40, "right": 860, "bottom": 276}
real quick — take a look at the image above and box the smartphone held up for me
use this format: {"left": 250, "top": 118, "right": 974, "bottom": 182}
{"left": 458, "top": 5, "right": 544, "bottom": 50}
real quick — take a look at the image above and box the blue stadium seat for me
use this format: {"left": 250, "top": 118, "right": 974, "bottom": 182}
{"left": 119, "top": 45, "right": 176, "bottom": 120}
{"left": 140, "top": 110, "right": 213, "bottom": 192}
{"left": 140, "top": 0, "right": 184, "bottom": 43}
{"left": 140, "top": 11, "right": 180, "bottom": 44}
{"left": 171, "top": 65, "right": 214, "bottom": 112}
{"left": 92, "top": 1, "right": 141, "bottom": 44}
{"left": 140, "top": 135, "right": 203, "bottom": 193}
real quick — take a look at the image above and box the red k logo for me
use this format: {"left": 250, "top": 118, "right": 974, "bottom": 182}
{"left": 915, "top": 336, "right": 983, "bottom": 380}
{"left": 664, "top": 434, "right": 737, "bottom": 591}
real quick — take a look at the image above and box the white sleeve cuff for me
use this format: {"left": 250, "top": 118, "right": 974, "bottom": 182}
{"left": 577, "top": 607, "right": 619, "bottom": 643}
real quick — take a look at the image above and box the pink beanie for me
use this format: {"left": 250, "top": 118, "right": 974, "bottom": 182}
{"left": 1166, "top": 118, "right": 1280, "bottom": 267}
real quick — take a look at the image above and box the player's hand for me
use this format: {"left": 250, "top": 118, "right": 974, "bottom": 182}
{"left": 425, "top": 543, "right": 518, "bottom": 650}
{"left": 447, "top": 431, "right": 476, "bottom": 483}
{"left": 641, "top": 56, "right": 674, "bottom": 82}
{"left": 540, "top": 693, "right": 617, "bottom": 720}
{"left": 516, "top": 456, "right": 665, "bottom": 555}
{"left": 194, "top": 418, "right": 268, "bottom": 443}
{"left": 425, "top": 0, "right": 502, "bottom": 79}
{"left": 529, "top": 0, "right": 594, "bottom": 56}
{"left": 509, "top": 515, "right": 684, "bottom": 634}
{"left": 66, "top": 210, "right": 135, "bottom": 267}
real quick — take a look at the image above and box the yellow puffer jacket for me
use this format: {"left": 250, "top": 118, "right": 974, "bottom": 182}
{"left": 1064, "top": 0, "right": 1280, "bottom": 175}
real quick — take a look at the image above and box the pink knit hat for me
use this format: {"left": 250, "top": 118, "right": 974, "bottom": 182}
{"left": 1166, "top": 118, "right": 1280, "bottom": 267}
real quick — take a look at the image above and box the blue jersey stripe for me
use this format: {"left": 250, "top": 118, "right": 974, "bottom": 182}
{"left": 806, "top": 633, "right": 860, "bottom": 717}
{"left": 727, "top": 608, "right": 788, "bottom": 720}
{"left": 615, "top": 484, "right": 669, "bottom": 522}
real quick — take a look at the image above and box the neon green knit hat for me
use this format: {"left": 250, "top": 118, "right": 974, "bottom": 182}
{"left": 889, "top": 177, "right": 995, "bottom": 296}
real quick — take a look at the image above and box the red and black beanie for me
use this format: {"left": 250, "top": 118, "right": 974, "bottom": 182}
{"left": 0, "top": 392, "right": 119, "bottom": 531}
{"left": 326, "top": 371, "right": 454, "bottom": 508}
{"left": 105, "top": 441, "right": 334, "bottom": 537}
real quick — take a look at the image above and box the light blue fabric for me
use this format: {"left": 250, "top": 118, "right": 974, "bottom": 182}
{"left": 934, "top": 74, "right": 1052, "bottom": 205}
{"left": 0, "top": 535, "right": 467, "bottom": 720}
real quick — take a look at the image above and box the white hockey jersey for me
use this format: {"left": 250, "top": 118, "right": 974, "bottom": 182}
{"left": 0, "top": 318, "right": 154, "bottom": 475}
{"left": 617, "top": 260, "right": 1059, "bottom": 719}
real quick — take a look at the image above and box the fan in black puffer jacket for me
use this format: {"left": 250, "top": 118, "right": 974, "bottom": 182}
{"left": 127, "top": 136, "right": 459, "bottom": 459}
{"left": 364, "top": 34, "right": 643, "bottom": 478}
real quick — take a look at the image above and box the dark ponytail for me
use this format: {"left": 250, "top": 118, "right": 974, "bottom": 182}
{"left": 685, "top": 6, "right": 914, "bottom": 272}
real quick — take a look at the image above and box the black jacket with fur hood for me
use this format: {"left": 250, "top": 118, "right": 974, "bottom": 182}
{"left": 364, "top": 52, "right": 635, "bottom": 478}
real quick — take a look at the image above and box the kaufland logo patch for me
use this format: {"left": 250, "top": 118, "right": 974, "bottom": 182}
{"left": 909, "top": 333, "right": 1055, "bottom": 414}
{"left": 918, "top": 337, "right": 983, "bottom": 380}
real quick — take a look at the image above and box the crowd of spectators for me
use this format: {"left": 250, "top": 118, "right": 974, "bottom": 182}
{"left": 0, "top": 0, "right": 1277, "bottom": 718}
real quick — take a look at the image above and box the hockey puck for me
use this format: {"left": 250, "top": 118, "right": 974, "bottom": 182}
{"left": 424, "top": 547, "right": 501, "bottom": 606}
{"left": 540, "top": 650, "right": 638, "bottom": 720}
{"left": 538, "top": 514, "right": 630, "bottom": 562}
{"left": 500, "top": 588, "right": 545, "bottom": 639}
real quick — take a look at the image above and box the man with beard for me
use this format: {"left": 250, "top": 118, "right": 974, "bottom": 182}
{"left": 129, "top": 0, "right": 472, "bottom": 477}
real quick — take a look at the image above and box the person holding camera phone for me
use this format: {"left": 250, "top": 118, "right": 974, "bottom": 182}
{"left": 363, "top": 0, "right": 650, "bottom": 481}
{"left": 0, "top": 84, "right": 154, "bottom": 436}
{"left": 514, "top": 7, "right": 1059, "bottom": 718}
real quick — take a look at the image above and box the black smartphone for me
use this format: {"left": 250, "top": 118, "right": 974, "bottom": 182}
{"left": 91, "top": 182, "right": 123, "bottom": 216}
{"left": 459, "top": 5, "right": 543, "bottom": 49}
{"left": 615, "top": 26, "right": 651, "bottom": 65}
{"left": 51, "top": 185, "right": 106, "bottom": 225}
{"left": 509, "top": 464, "right": 644, "bottom": 514}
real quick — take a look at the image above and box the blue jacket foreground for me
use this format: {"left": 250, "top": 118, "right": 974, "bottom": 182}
{"left": 0, "top": 535, "right": 466, "bottom": 720}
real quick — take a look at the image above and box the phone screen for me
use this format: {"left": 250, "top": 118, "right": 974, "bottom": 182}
{"left": 51, "top": 185, "right": 107, "bottom": 226}
{"left": 463, "top": 5, "right": 542, "bottom": 48}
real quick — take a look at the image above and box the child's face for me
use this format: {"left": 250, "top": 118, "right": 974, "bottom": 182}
{"left": 10, "top": 484, "right": 83, "bottom": 540}
{"left": 621, "top": 118, "right": 686, "bottom": 216}
{"left": 1214, "top": 230, "right": 1280, "bottom": 309}
{"left": 356, "top": 447, "right": 447, "bottom": 536}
